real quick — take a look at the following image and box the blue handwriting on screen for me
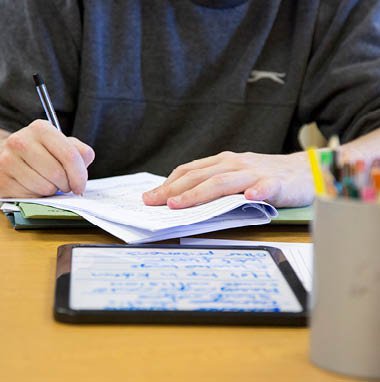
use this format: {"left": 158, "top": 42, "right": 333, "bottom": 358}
{"left": 70, "top": 248, "right": 301, "bottom": 312}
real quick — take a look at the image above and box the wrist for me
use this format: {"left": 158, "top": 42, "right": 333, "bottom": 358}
{"left": 288, "top": 151, "right": 314, "bottom": 184}
{"left": 288, "top": 150, "right": 310, "bottom": 168}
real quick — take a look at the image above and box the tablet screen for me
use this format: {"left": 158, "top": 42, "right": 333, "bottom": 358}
{"left": 69, "top": 247, "right": 302, "bottom": 313}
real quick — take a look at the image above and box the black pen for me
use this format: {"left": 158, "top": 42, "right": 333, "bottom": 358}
{"left": 33, "top": 73, "right": 85, "bottom": 196}
{"left": 33, "top": 73, "right": 62, "bottom": 132}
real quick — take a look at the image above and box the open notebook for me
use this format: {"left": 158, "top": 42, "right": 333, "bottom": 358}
{"left": 1, "top": 172, "right": 277, "bottom": 243}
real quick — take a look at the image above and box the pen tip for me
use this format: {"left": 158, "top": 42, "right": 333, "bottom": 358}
{"left": 33, "top": 73, "right": 44, "bottom": 86}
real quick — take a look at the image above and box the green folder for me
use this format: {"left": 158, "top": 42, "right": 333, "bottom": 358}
{"left": 270, "top": 205, "right": 313, "bottom": 225}
{"left": 5, "top": 211, "right": 93, "bottom": 230}
{"left": 2, "top": 202, "right": 92, "bottom": 229}
{"left": 18, "top": 202, "right": 83, "bottom": 220}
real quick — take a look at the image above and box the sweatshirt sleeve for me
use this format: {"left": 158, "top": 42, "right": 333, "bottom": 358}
{"left": 0, "top": 0, "right": 82, "bottom": 134}
{"left": 297, "top": 0, "right": 380, "bottom": 143}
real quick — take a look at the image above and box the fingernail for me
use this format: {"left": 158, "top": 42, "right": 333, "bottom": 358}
{"left": 168, "top": 196, "right": 180, "bottom": 205}
{"left": 246, "top": 189, "right": 258, "bottom": 199}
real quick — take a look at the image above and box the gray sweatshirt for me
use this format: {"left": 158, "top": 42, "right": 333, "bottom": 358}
{"left": 1, "top": 0, "right": 380, "bottom": 178}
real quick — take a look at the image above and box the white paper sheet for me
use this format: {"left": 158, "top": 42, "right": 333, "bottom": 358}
{"left": 0, "top": 203, "right": 21, "bottom": 212}
{"left": 79, "top": 208, "right": 276, "bottom": 244}
{"left": 180, "top": 238, "right": 313, "bottom": 292}
{"left": 1, "top": 172, "right": 278, "bottom": 242}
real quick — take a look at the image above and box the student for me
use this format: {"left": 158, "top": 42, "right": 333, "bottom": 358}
{"left": 0, "top": 1, "right": 379, "bottom": 207}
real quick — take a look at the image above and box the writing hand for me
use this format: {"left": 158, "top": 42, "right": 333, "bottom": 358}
{"left": 0, "top": 120, "right": 95, "bottom": 197}
{"left": 143, "top": 151, "right": 314, "bottom": 208}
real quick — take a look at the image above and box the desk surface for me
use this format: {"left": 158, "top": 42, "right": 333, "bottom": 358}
{"left": 0, "top": 214, "right": 356, "bottom": 382}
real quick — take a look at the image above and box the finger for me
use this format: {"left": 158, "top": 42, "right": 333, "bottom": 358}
{"left": 143, "top": 164, "right": 234, "bottom": 206}
{"left": 7, "top": 135, "right": 71, "bottom": 193}
{"left": 0, "top": 173, "right": 40, "bottom": 198}
{"left": 246, "top": 176, "right": 314, "bottom": 207}
{"left": 41, "top": 136, "right": 87, "bottom": 195}
{"left": 25, "top": 122, "right": 88, "bottom": 194}
{"left": 244, "top": 177, "right": 282, "bottom": 203}
{"left": 166, "top": 170, "right": 257, "bottom": 209}
{"left": 67, "top": 137, "right": 95, "bottom": 168}
{"left": 164, "top": 154, "right": 222, "bottom": 185}
{"left": 2, "top": 152, "right": 59, "bottom": 196}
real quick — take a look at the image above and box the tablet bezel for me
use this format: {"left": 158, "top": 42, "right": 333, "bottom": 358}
{"left": 54, "top": 244, "right": 308, "bottom": 326}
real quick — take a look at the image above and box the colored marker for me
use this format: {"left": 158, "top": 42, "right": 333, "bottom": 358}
{"left": 341, "top": 163, "right": 359, "bottom": 199}
{"left": 354, "top": 159, "right": 367, "bottom": 190}
{"left": 360, "top": 186, "right": 377, "bottom": 203}
{"left": 371, "top": 168, "right": 380, "bottom": 192}
{"left": 328, "top": 135, "right": 341, "bottom": 180}
{"left": 307, "top": 148, "right": 326, "bottom": 196}
{"left": 320, "top": 151, "right": 337, "bottom": 197}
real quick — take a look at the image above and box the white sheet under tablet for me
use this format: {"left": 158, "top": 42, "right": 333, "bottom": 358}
{"left": 70, "top": 247, "right": 302, "bottom": 312}
{"left": 180, "top": 238, "right": 313, "bottom": 292}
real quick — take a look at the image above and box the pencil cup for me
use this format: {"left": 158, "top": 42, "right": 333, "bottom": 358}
{"left": 310, "top": 198, "right": 380, "bottom": 379}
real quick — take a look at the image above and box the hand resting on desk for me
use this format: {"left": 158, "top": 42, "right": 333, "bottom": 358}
{"left": 0, "top": 120, "right": 95, "bottom": 197}
{"left": 143, "top": 151, "right": 315, "bottom": 208}
{"left": 143, "top": 127, "right": 380, "bottom": 209}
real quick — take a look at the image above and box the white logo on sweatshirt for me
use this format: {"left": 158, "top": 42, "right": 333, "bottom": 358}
{"left": 248, "top": 70, "right": 286, "bottom": 85}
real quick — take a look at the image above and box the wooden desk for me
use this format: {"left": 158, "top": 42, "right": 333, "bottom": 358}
{"left": 0, "top": 214, "right": 355, "bottom": 382}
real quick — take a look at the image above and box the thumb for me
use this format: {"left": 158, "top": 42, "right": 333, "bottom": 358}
{"left": 68, "top": 137, "right": 95, "bottom": 168}
{"left": 244, "top": 177, "right": 282, "bottom": 205}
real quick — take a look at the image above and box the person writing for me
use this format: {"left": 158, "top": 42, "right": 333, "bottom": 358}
{"left": 0, "top": 1, "right": 379, "bottom": 207}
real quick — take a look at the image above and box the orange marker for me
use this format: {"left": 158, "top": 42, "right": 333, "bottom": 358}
{"left": 371, "top": 168, "right": 380, "bottom": 192}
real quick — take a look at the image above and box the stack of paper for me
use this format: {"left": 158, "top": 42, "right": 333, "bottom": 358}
{"left": 0, "top": 172, "right": 278, "bottom": 243}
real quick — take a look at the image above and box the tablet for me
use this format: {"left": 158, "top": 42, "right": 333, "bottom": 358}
{"left": 54, "top": 244, "right": 308, "bottom": 326}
